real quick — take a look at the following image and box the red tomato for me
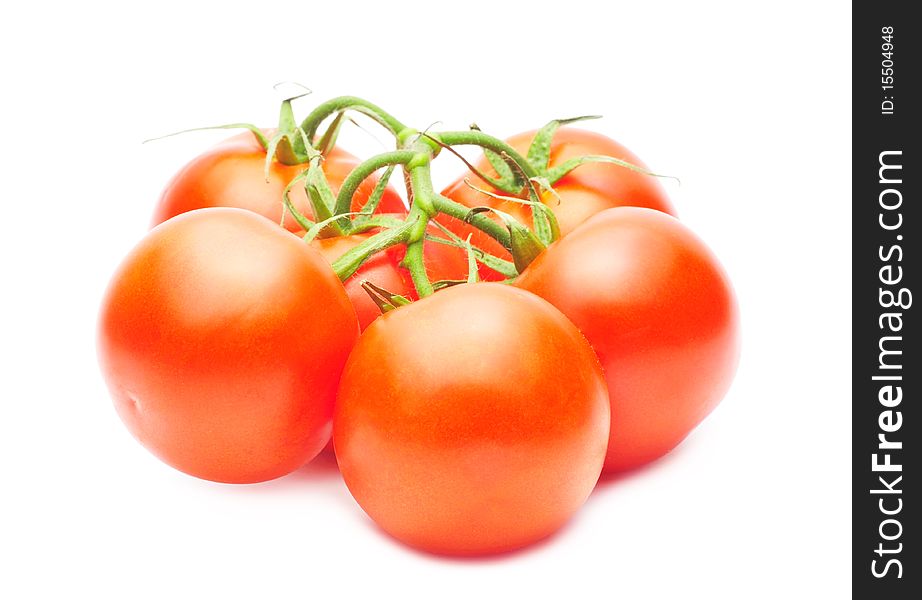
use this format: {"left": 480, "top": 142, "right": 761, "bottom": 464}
{"left": 98, "top": 208, "right": 359, "bottom": 483}
{"left": 334, "top": 283, "right": 610, "bottom": 555}
{"left": 150, "top": 132, "right": 406, "bottom": 232}
{"left": 312, "top": 226, "right": 470, "bottom": 330}
{"left": 439, "top": 127, "right": 677, "bottom": 279}
{"left": 516, "top": 207, "right": 739, "bottom": 472}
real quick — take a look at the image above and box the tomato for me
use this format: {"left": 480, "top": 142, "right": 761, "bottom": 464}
{"left": 312, "top": 226, "right": 470, "bottom": 330}
{"left": 334, "top": 283, "right": 610, "bottom": 555}
{"left": 150, "top": 132, "right": 407, "bottom": 232}
{"left": 98, "top": 208, "right": 359, "bottom": 483}
{"left": 439, "top": 127, "right": 677, "bottom": 279}
{"left": 515, "top": 207, "right": 739, "bottom": 472}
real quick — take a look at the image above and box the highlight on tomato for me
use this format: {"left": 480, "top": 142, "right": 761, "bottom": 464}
{"left": 98, "top": 208, "right": 359, "bottom": 483}
{"left": 333, "top": 283, "right": 610, "bottom": 556}
{"left": 516, "top": 207, "right": 740, "bottom": 472}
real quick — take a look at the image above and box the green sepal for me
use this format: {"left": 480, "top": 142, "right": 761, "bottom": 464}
{"left": 264, "top": 132, "right": 293, "bottom": 177}
{"left": 527, "top": 177, "right": 562, "bottom": 244}
{"left": 361, "top": 281, "right": 412, "bottom": 314}
{"left": 266, "top": 130, "right": 310, "bottom": 167}
{"left": 306, "top": 186, "right": 345, "bottom": 238}
{"left": 546, "top": 154, "right": 678, "bottom": 185}
{"left": 507, "top": 159, "right": 553, "bottom": 245}
{"left": 281, "top": 170, "right": 315, "bottom": 232}
{"left": 530, "top": 203, "right": 554, "bottom": 246}
{"left": 316, "top": 111, "right": 346, "bottom": 156}
{"left": 475, "top": 252, "right": 519, "bottom": 278}
{"left": 275, "top": 90, "right": 314, "bottom": 164}
{"left": 304, "top": 162, "right": 347, "bottom": 238}
{"left": 483, "top": 149, "right": 516, "bottom": 186}
{"left": 277, "top": 97, "right": 301, "bottom": 160}
{"left": 425, "top": 224, "right": 518, "bottom": 279}
{"left": 468, "top": 207, "right": 545, "bottom": 272}
{"left": 420, "top": 132, "right": 522, "bottom": 195}
{"left": 460, "top": 176, "right": 559, "bottom": 246}
{"left": 486, "top": 150, "right": 527, "bottom": 192}
{"left": 306, "top": 183, "right": 334, "bottom": 225}
{"left": 526, "top": 115, "right": 601, "bottom": 172}
{"left": 391, "top": 295, "right": 413, "bottom": 307}
{"left": 307, "top": 162, "right": 338, "bottom": 214}
{"left": 498, "top": 147, "right": 550, "bottom": 246}
{"left": 358, "top": 165, "right": 397, "bottom": 218}
{"left": 508, "top": 225, "right": 546, "bottom": 272}
{"left": 302, "top": 212, "right": 363, "bottom": 243}
{"left": 431, "top": 279, "right": 468, "bottom": 291}
{"left": 463, "top": 234, "right": 479, "bottom": 284}
{"left": 143, "top": 123, "right": 269, "bottom": 149}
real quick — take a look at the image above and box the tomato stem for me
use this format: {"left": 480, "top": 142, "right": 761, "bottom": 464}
{"left": 406, "top": 155, "right": 436, "bottom": 217}
{"left": 431, "top": 194, "right": 511, "bottom": 249}
{"left": 300, "top": 96, "right": 407, "bottom": 141}
{"left": 313, "top": 97, "right": 535, "bottom": 294}
{"left": 331, "top": 219, "right": 417, "bottom": 280}
{"left": 436, "top": 130, "right": 540, "bottom": 180}
{"left": 403, "top": 239, "right": 433, "bottom": 297}
{"left": 350, "top": 214, "right": 407, "bottom": 234}
{"left": 400, "top": 156, "right": 439, "bottom": 297}
{"left": 334, "top": 150, "right": 417, "bottom": 218}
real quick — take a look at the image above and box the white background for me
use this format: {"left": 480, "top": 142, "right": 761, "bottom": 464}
{"left": 1, "top": 1, "right": 850, "bottom": 598}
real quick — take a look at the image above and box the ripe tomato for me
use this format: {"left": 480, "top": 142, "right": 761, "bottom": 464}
{"left": 150, "top": 132, "right": 407, "bottom": 233}
{"left": 334, "top": 283, "right": 610, "bottom": 555}
{"left": 516, "top": 207, "right": 739, "bottom": 472}
{"left": 98, "top": 208, "right": 359, "bottom": 483}
{"left": 439, "top": 127, "right": 677, "bottom": 279}
{"left": 311, "top": 226, "right": 470, "bottom": 330}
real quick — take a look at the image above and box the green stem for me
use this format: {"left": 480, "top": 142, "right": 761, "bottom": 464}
{"left": 350, "top": 214, "right": 407, "bottom": 234}
{"left": 436, "top": 130, "right": 540, "bottom": 179}
{"left": 300, "top": 96, "right": 408, "bottom": 140}
{"left": 432, "top": 194, "right": 512, "bottom": 250}
{"left": 403, "top": 239, "right": 433, "bottom": 297}
{"left": 331, "top": 220, "right": 416, "bottom": 280}
{"left": 320, "top": 107, "right": 534, "bottom": 293}
{"left": 406, "top": 157, "right": 437, "bottom": 217}
{"left": 329, "top": 150, "right": 514, "bottom": 289}
{"left": 334, "top": 150, "right": 417, "bottom": 217}
{"left": 400, "top": 156, "right": 437, "bottom": 297}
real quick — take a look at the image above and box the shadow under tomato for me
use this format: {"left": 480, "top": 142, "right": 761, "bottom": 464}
{"left": 285, "top": 447, "right": 342, "bottom": 482}
{"left": 592, "top": 433, "right": 698, "bottom": 490}
{"left": 209, "top": 447, "right": 344, "bottom": 495}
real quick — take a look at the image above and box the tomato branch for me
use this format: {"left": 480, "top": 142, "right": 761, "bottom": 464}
{"left": 300, "top": 96, "right": 408, "bottom": 141}
{"left": 334, "top": 150, "right": 417, "bottom": 221}
{"left": 431, "top": 194, "right": 512, "bottom": 250}
{"left": 435, "top": 130, "right": 540, "bottom": 181}
{"left": 331, "top": 219, "right": 417, "bottom": 280}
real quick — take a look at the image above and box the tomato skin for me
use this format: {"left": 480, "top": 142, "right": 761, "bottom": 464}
{"left": 98, "top": 208, "right": 359, "bottom": 483}
{"left": 439, "top": 127, "right": 677, "bottom": 280}
{"left": 334, "top": 283, "right": 610, "bottom": 555}
{"left": 515, "top": 207, "right": 739, "bottom": 472}
{"left": 150, "top": 132, "right": 406, "bottom": 233}
{"left": 312, "top": 227, "right": 470, "bottom": 331}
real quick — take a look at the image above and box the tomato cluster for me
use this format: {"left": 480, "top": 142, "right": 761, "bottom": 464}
{"left": 98, "top": 96, "right": 739, "bottom": 556}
